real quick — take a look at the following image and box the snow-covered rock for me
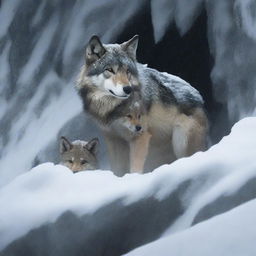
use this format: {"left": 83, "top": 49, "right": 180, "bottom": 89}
{"left": 1, "top": 117, "right": 256, "bottom": 255}
{"left": 126, "top": 199, "right": 256, "bottom": 256}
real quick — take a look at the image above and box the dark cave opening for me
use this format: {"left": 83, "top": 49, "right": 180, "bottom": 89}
{"left": 116, "top": 3, "right": 230, "bottom": 144}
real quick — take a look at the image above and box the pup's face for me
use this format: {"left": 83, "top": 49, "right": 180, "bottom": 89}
{"left": 84, "top": 35, "right": 140, "bottom": 99}
{"left": 59, "top": 137, "right": 99, "bottom": 173}
{"left": 120, "top": 97, "right": 147, "bottom": 135}
{"left": 121, "top": 111, "right": 147, "bottom": 135}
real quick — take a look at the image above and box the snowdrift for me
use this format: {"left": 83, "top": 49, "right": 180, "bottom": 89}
{"left": 1, "top": 118, "right": 256, "bottom": 256}
{"left": 126, "top": 199, "right": 256, "bottom": 256}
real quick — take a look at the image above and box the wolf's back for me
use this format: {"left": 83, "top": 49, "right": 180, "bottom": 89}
{"left": 137, "top": 64, "right": 204, "bottom": 109}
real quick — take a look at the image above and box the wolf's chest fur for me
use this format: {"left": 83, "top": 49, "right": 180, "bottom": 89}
{"left": 79, "top": 85, "right": 123, "bottom": 124}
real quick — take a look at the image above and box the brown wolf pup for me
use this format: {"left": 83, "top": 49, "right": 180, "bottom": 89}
{"left": 59, "top": 136, "right": 99, "bottom": 173}
{"left": 110, "top": 90, "right": 152, "bottom": 173}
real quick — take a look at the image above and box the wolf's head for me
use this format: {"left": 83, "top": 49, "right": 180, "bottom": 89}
{"left": 81, "top": 35, "right": 140, "bottom": 99}
{"left": 59, "top": 136, "right": 99, "bottom": 173}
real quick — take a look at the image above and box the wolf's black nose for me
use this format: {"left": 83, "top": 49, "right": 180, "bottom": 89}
{"left": 135, "top": 125, "right": 142, "bottom": 131}
{"left": 123, "top": 86, "right": 132, "bottom": 94}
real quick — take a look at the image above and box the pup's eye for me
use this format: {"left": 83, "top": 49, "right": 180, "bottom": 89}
{"left": 126, "top": 114, "right": 132, "bottom": 119}
{"left": 105, "top": 67, "right": 115, "bottom": 74}
{"left": 81, "top": 160, "right": 87, "bottom": 165}
{"left": 68, "top": 160, "right": 73, "bottom": 164}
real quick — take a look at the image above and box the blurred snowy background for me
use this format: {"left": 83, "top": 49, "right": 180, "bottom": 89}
{"left": 1, "top": 0, "right": 256, "bottom": 186}
{"left": 0, "top": 0, "right": 256, "bottom": 255}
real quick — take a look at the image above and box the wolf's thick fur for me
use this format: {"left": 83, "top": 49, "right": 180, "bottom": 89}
{"left": 59, "top": 136, "right": 99, "bottom": 173}
{"left": 76, "top": 35, "right": 208, "bottom": 175}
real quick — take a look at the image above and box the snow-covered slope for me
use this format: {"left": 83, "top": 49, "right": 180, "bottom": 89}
{"left": 1, "top": 118, "right": 256, "bottom": 255}
{"left": 126, "top": 199, "right": 256, "bottom": 256}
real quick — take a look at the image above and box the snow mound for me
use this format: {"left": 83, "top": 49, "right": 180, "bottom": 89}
{"left": 0, "top": 117, "right": 256, "bottom": 253}
{"left": 0, "top": 164, "right": 155, "bottom": 250}
{"left": 126, "top": 199, "right": 256, "bottom": 256}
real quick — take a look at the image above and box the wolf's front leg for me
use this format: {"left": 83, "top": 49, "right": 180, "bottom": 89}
{"left": 130, "top": 131, "right": 152, "bottom": 173}
{"left": 104, "top": 134, "right": 130, "bottom": 176}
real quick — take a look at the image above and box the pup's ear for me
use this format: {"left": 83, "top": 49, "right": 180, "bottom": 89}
{"left": 85, "top": 35, "right": 106, "bottom": 65}
{"left": 85, "top": 138, "right": 99, "bottom": 155}
{"left": 121, "top": 35, "right": 139, "bottom": 60}
{"left": 60, "top": 136, "right": 72, "bottom": 154}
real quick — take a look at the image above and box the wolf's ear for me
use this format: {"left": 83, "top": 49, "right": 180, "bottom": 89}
{"left": 85, "top": 35, "right": 106, "bottom": 65}
{"left": 121, "top": 35, "right": 139, "bottom": 60}
{"left": 60, "top": 136, "right": 72, "bottom": 154}
{"left": 85, "top": 138, "right": 99, "bottom": 155}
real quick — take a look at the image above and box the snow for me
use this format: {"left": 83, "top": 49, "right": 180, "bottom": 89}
{"left": 1, "top": 117, "right": 256, "bottom": 252}
{"left": 234, "top": 0, "right": 256, "bottom": 41}
{"left": 126, "top": 199, "right": 256, "bottom": 256}
{"left": 0, "top": 0, "right": 20, "bottom": 38}
{"left": 0, "top": 77, "right": 81, "bottom": 187}
{"left": 150, "top": 0, "right": 175, "bottom": 43}
{"left": 0, "top": 163, "right": 154, "bottom": 250}
{"left": 18, "top": 16, "right": 59, "bottom": 85}
{"left": 164, "top": 162, "right": 256, "bottom": 235}
{"left": 151, "top": 0, "right": 204, "bottom": 41}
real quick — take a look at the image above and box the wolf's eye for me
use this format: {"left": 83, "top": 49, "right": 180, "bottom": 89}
{"left": 127, "top": 70, "right": 131, "bottom": 78}
{"left": 68, "top": 160, "right": 73, "bottom": 164}
{"left": 126, "top": 114, "right": 132, "bottom": 119}
{"left": 105, "top": 67, "right": 115, "bottom": 74}
{"left": 81, "top": 160, "right": 87, "bottom": 165}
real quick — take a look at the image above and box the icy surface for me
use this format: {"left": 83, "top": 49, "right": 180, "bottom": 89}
{"left": 1, "top": 118, "right": 256, "bottom": 251}
{"left": 126, "top": 199, "right": 256, "bottom": 256}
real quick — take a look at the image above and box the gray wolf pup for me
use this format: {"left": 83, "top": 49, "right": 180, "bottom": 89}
{"left": 76, "top": 35, "right": 208, "bottom": 175}
{"left": 59, "top": 136, "right": 99, "bottom": 173}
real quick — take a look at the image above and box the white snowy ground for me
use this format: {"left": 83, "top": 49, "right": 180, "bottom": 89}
{"left": 1, "top": 117, "right": 256, "bottom": 254}
{"left": 126, "top": 199, "right": 256, "bottom": 256}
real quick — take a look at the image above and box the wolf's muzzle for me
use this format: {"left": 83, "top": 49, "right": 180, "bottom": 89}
{"left": 123, "top": 86, "right": 132, "bottom": 95}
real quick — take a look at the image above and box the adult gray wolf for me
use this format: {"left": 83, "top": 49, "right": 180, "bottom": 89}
{"left": 76, "top": 35, "right": 208, "bottom": 175}
{"left": 60, "top": 136, "right": 99, "bottom": 172}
